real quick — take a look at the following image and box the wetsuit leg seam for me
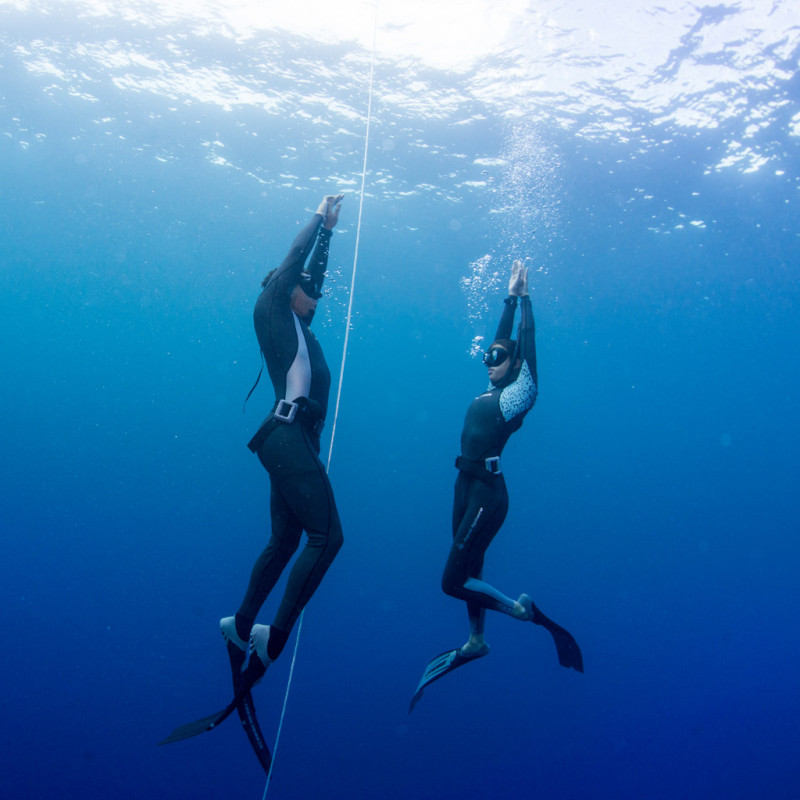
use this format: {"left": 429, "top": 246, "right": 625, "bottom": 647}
{"left": 271, "top": 432, "right": 342, "bottom": 630}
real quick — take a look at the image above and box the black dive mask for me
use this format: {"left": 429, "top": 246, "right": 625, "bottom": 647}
{"left": 482, "top": 346, "right": 509, "bottom": 368}
{"left": 298, "top": 271, "right": 323, "bottom": 299}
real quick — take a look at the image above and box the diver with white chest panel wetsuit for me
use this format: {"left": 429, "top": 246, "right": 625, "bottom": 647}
{"left": 158, "top": 196, "right": 345, "bottom": 765}
{"left": 221, "top": 194, "right": 345, "bottom": 694}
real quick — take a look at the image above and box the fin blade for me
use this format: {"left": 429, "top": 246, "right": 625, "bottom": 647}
{"left": 550, "top": 627, "right": 584, "bottom": 672}
{"left": 158, "top": 701, "right": 237, "bottom": 745}
{"left": 531, "top": 603, "right": 584, "bottom": 672}
{"left": 158, "top": 685, "right": 251, "bottom": 746}
{"left": 237, "top": 692, "right": 272, "bottom": 774}
{"left": 409, "top": 647, "right": 487, "bottom": 713}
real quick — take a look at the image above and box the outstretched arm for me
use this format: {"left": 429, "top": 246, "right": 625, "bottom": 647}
{"left": 266, "top": 194, "right": 341, "bottom": 296}
{"left": 497, "top": 261, "right": 538, "bottom": 420}
{"left": 307, "top": 194, "right": 343, "bottom": 291}
{"left": 517, "top": 293, "right": 537, "bottom": 386}
{"left": 269, "top": 212, "right": 324, "bottom": 294}
{"left": 494, "top": 259, "right": 527, "bottom": 342}
{"left": 508, "top": 260, "right": 537, "bottom": 384}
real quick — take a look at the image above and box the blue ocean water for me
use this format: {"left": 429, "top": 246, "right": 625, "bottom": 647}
{"left": 2, "top": 2, "right": 799, "bottom": 798}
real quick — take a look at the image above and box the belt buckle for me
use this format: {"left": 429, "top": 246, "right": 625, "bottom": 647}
{"left": 485, "top": 456, "right": 501, "bottom": 474}
{"left": 274, "top": 399, "right": 298, "bottom": 423}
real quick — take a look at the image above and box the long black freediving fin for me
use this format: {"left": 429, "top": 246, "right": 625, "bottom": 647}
{"left": 530, "top": 601, "right": 584, "bottom": 672}
{"left": 220, "top": 635, "right": 273, "bottom": 772}
{"left": 236, "top": 691, "right": 272, "bottom": 773}
{"left": 158, "top": 646, "right": 269, "bottom": 750}
{"left": 157, "top": 693, "right": 243, "bottom": 745}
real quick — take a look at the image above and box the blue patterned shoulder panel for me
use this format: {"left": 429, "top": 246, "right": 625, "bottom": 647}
{"left": 499, "top": 360, "right": 537, "bottom": 422}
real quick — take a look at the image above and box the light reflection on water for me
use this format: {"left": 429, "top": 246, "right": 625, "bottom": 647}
{"left": 2, "top": 0, "right": 797, "bottom": 344}
{"left": 4, "top": 0, "right": 797, "bottom": 179}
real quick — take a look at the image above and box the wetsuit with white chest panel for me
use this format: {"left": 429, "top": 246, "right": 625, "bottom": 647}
{"left": 255, "top": 213, "right": 331, "bottom": 425}
{"left": 236, "top": 212, "right": 343, "bottom": 657}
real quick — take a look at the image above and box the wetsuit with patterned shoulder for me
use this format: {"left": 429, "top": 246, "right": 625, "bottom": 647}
{"left": 441, "top": 291, "right": 538, "bottom": 639}
{"left": 410, "top": 264, "right": 582, "bottom": 712}
{"left": 223, "top": 198, "right": 344, "bottom": 676}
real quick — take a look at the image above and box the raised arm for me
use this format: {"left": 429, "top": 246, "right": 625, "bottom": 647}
{"left": 268, "top": 212, "right": 324, "bottom": 295}
{"left": 498, "top": 260, "right": 538, "bottom": 419}
{"left": 511, "top": 262, "right": 537, "bottom": 386}
{"left": 517, "top": 294, "right": 537, "bottom": 386}
{"left": 266, "top": 194, "right": 341, "bottom": 296}
{"left": 494, "top": 259, "right": 526, "bottom": 340}
{"left": 494, "top": 301, "right": 517, "bottom": 344}
{"left": 306, "top": 194, "right": 343, "bottom": 293}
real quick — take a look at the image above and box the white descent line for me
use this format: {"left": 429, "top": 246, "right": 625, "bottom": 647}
{"left": 262, "top": 3, "right": 379, "bottom": 798}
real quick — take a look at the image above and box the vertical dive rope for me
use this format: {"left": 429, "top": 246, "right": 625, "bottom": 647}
{"left": 262, "top": 6, "right": 378, "bottom": 798}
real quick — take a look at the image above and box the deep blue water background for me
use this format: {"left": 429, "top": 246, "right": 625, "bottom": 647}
{"left": 2, "top": 8, "right": 800, "bottom": 800}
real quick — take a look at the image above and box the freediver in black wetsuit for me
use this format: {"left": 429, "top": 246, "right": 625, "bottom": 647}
{"left": 410, "top": 260, "right": 582, "bottom": 712}
{"left": 221, "top": 193, "right": 345, "bottom": 691}
{"left": 158, "top": 196, "right": 345, "bottom": 761}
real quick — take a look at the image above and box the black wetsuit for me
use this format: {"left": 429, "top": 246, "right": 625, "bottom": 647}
{"left": 236, "top": 212, "right": 343, "bottom": 659}
{"left": 441, "top": 294, "right": 538, "bottom": 636}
